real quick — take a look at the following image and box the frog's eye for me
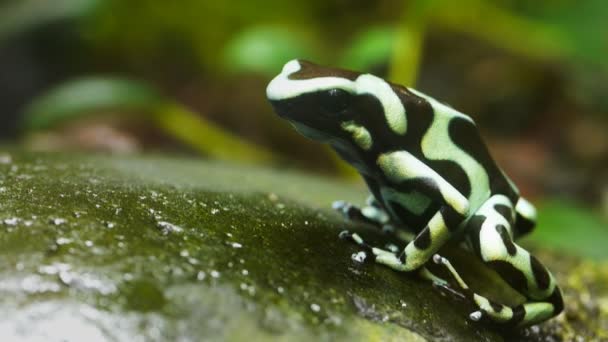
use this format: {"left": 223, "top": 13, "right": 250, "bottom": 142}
{"left": 318, "top": 88, "right": 350, "bottom": 114}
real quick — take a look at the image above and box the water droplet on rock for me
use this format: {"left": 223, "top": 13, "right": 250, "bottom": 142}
{"left": 50, "top": 218, "right": 67, "bottom": 225}
{"left": 156, "top": 221, "right": 183, "bottom": 235}
{"left": 3, "top": 217, "right": 19, "bottom": 226}
{"left": 56, "top": 237, "right": 72, "bottom": 245}
{"left": 0, "top": 153, "right": 12, "bottom": 164}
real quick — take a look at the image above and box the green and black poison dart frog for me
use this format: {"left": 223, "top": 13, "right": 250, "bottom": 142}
{"left": 266, "top": 60, "right": 563, "bottom": 328}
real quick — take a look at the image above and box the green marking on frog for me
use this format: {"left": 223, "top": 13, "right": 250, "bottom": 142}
{"left": 341, "top": 121, "right": 373, "bottom": 150}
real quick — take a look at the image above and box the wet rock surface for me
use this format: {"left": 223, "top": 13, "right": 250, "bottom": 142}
{"left": 0, "top": 150, "right": 605, "bottom": 341}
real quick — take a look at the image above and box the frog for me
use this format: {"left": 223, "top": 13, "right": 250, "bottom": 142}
{"left": 265, "top": 59, "right": 564, "bottom": 328}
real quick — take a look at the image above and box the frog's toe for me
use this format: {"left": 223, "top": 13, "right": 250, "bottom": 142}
{"left": 469, "top": 310, "right": 484, "bottom": 322}
{"left": 381, "top": 224, "right": 395, "bottom": 234}
{"left": 332, "top": 200, "right": 349, "bottom": 212}
{"left": 333, "top": 201, "right": 355, "bottom": 220}
{"left": 338, "top": 229, "right": 351, "bottom": 240}
{"left": 432, "top": 254, "right": 444, "bottom": 265}
{"left": 431, "top": 278, "right": 448, "bottom": 288}
{"left": 351, "top": 250, "right": 369, "bottom": 263}
{"left": 433, "top": 282, "right": 467, "bottom": 300}
{"left": 432, "top": 254, "right": 471, "bottom": 291}
{"left": 339, "top": 231, "right": 375, "bottom": 253}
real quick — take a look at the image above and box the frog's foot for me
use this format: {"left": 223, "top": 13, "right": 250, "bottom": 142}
{"left": 432, "top": 254, "right": 561, "bottom": 327}
{"left": 339, "top": 230, "right": 403, "bottom": 254}
{"left": 432, "top": 255, "right": 470, "bottom": 291}
{"left": 426, "top": 255, "right": 467, "bottom": 301}
{"left": 339, "top": 230, "right": 377, "bottom": 258}
{"left": 333, "top": 200, "right": 389, "bottom": 229}
{"left": 418, "top": 266, "right": 451, "bottom": 290}
{"left": 339, "top": 230, "right": 402, "bottom": 265}
{"left": 432, "top": 254, "right": 510, "bottom": 323}
{"left": 432, "top": 281, "right": 467, "bottom": 301}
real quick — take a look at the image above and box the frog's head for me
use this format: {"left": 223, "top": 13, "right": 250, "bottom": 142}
{"left": 267, "top": 59, "right": 410, "bottom": 172}
{"left": 266, "top": 60, "right": 362, "bottom": 143}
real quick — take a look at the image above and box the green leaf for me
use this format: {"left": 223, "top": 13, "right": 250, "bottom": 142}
{"left": 508, "top": 0, "right": 608, "bottom": 69}
{"left": 388, "top": 0, "right": 430, "bottom": 86}
{"left": 222, "top": 26, "right": 312, "bottom": 75}
{"left": 426, "top": 0, "right": 608, "bottom": 71}
{"left": 341, "top": 26, "right": 395, "bottom": 71}
{"left": 152, "top": 103, "right": 275, "bottom": 163}
{"left": 21, "top": 77, "right": 163, "bottom": 130}
{"left": 527, "top": 199, "right": 608, "bottom": 260}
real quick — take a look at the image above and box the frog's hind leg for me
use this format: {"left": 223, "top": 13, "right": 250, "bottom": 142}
{"left": 432, "top": 255, "right": 558, "bottom": 326}
{"left": 512, "top": 197, "right": 537, "bottom": 239}
{"left": 436, "top": 195, "right": 563, "bottom": 327}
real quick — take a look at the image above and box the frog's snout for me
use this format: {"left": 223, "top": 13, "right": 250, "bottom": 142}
{"left": 268, "top": 99, "right": 294, "bottom": 118}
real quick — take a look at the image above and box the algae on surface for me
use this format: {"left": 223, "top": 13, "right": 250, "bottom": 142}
{"left": 0, "top": 150, "right": 604, "bottom": 341}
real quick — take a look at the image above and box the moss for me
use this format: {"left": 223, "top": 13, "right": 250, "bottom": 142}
{"left": 0, "top": 150, "right": 604, "bottom": 340}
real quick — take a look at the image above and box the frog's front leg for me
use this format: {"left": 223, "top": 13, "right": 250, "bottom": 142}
{"left": 340, "top": 150, "right": 472, "bottom": 272}
{"left": 339, "top": 228, "right": 450, "bottom": 287}
{"left": 341, "top": 204, "right": 466, "bottom": 273}
{"left": 436, "top": 195, "right": 563, "bottom": 327}
{"left": 333, "top": 195, "right": 391, "bottom": 230}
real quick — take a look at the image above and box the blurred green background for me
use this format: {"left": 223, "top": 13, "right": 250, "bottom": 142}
{"left": 0, "top": 0, "right": 606, "bottom": 256}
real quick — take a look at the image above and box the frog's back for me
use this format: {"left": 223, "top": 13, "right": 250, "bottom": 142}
{"left": 395, "top": 86, "right": 519, "bottom": 213}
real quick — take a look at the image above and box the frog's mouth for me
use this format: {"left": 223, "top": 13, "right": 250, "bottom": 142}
{"left": 269, "top": 99, "right": 337, "bottom": 142}
{"left": 290, "top": 122, "right": 333, "bottom": 142}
